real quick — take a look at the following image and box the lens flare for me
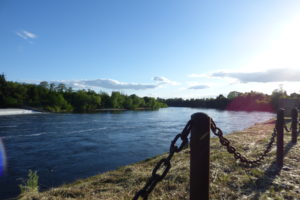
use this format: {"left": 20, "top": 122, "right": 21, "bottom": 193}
{"left": 0, "top": 138, "right": 7, "bottom": 176}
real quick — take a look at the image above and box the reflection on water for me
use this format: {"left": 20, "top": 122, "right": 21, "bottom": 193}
{"left": 0, "top": 107, "right": 274, "bottom": 199}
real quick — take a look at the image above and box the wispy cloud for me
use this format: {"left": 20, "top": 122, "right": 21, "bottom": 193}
{"left": 188, "top": 85, "right": 209, "bottom": 90}
{"left": 153, "top": 76, "right": 179, "bottom": 85}
{"left": 55, "top": 76, "right": 178, "bottom": 90}
{"left": 16, "top": 30, "right": 37, "bottom": 40}
{"left": 211, "top": 68, "right": 300, "bottom": 83}
{"left": 189, "top": 68, "right": 300, "bottom": 83}
{"left": 71, "top": 79, "right": 157, "bottom": 90}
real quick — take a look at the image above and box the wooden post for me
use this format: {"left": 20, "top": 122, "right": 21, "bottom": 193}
{"left": 190, "top": 113, "right": 210, "bottom": 200}
{"left": 276, "top": 109, "right": 284, "bottom": 167}
{"left": 291, "top": 108, "right": 298, "bottom": 143}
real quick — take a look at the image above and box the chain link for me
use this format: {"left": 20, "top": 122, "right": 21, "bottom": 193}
{"left": 211, "top": 119, "right": 277, "bottom": 167}
{"left": 133, "top": 120, "right": 191, "bottom": 200}
{"left": 284, "top": 122, "right": 291, "bottom": 132}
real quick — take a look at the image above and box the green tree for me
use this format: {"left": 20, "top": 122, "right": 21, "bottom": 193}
{"left": 123, "top": 96, "right": 134, "bottom": 109}
{"left": 130, "top": 94, "right": 143, "bottom": 109}
{"left": 271, "top": 88, "right": 287, "bottom": 110}
{"left": 0, "top": 74, "right": 7, "bottom": 106}
{"left": 49, "top": 83, "right": 56, "bottom": 91}
{"left": 111, "top": 91, "right": 125, "bottom": 108}
{"left": 39, "top": 81, "right": 49, "bottom": 89}
{"left": 56, "top": 83, "right": 67, "bottom": 92}
{"left": 227, "top": 91, "right": 241, "bottom": 99}
{"left": 45, "top": 93, "right": 73, "bottom": 112}
{"left": 99, "top": 92, "right": 111, "bottom": 108}
{"left": 0, "top": 75, "right": 166, "bottom": 112}
{"left": 66, "top": 90, "right": 101, "bottom": 112}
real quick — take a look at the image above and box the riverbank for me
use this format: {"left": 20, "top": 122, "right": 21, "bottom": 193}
{"left": 19, "top": 118, "right": 300, "bottom": 200}
{"left": 0, "top": 108, "right": 40, "bottom": 116}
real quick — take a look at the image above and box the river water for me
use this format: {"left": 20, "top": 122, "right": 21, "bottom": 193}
{"left": 0, "top": 107, "right": 275, "bottom": 199}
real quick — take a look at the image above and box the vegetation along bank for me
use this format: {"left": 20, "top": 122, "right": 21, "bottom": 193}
{"left": 0, "top": 74, "right": 167, "bottom": 113}
{"left": 161, "top": 90, "right": 300, "bottom": 112}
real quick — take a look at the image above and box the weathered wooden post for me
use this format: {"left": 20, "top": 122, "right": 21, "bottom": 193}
{"left": 190, "top": 113, "right": 210, "bottom": 200}
{"left": 291, "top": 108, "right": 298, "bottom": 143}
{"left": 276, "top": 109, "right": 284, "bottom": 167}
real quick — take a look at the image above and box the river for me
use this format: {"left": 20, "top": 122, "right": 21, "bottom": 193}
{"left": 0, "top": 107, "right": 275, "bottom": 199}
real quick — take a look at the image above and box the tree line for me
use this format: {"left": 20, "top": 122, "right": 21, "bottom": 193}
{"left": 0, "top": 74, "right": 167, "bottom": 113}
{"left": 2, "top": 74, "right": 299, "bottom": 113}
{"left": 161, "top": 90, "right": 300, "bottom": 112}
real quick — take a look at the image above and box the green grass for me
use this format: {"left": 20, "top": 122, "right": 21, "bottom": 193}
{"left": 20, "top": 119, "right": 300, "bottom": 200}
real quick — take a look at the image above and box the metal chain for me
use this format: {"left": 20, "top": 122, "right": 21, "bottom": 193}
{"left": 210, "top": 119, "right": 277, "bottom": 167}
{"left": 284, "top": 126, "right": 291, "bottom": 132}
{"left": 284, "top": 121, "right": 291, "bottom": 132}
{"left": 133, "top": 120, "right": 192, "bottom": 200}
{"left": 133, "top": 117, "right": 278, "bottom": 199}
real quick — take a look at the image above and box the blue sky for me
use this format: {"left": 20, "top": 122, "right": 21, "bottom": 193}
{"left": 1, "top": 0, "right": 300, "bottom": 98}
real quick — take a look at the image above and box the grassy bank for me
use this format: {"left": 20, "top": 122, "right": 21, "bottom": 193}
{"left": 20, "top": 119, "right": 300, "bottom": 200}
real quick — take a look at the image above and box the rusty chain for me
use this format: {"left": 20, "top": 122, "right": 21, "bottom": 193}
{"left": 211, "top": 119, "right": 277, "bottom": 167}
{"left": 284, "top": 126, "right": 291, "bottom": 132}
{"left": 133, "top": 117, "right": 279, "bottom": 199}
{"left": 284, "top": 121, "right": 291, "bottom": 132}
{"left": 133, "top": 120, "right": 192, "bottom": 200}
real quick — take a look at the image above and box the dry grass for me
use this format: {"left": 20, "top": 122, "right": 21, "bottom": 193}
{"left": 20, "top": 119, "right": 300, "bottom": 200}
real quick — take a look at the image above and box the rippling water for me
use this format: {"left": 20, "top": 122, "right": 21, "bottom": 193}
{"left": 0, "top": 107, "right": 274, "bottom": 199}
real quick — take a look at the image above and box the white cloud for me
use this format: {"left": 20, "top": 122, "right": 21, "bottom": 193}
{"left": 211, "top": 68, "right": 300, "bottom": 83}
{"left": 59, "top": 79, "right": 156, "bottom": 90}
{"left": 82, "top": 79, "right": 157, "bottom": 90}
{"left": 188, "top": 85, "right": 209, "bottom": 90}
{"left": 16, "top": 30, "right": 37, "bottom": 40}
{"left": 55, "top": 76, "right": 178, "bottom": 90}
{"left": 153, "top": 76, "right": 179, "bottom": 85}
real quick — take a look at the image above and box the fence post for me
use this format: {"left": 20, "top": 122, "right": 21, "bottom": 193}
{"left": 276, "top": 109, "right": 284, "bottom": 167}
{"left": 291, "top": 108, "right": 298, "bottom": 143}
{"left": 190, "top": 113, "right": 210, "bottom": 200}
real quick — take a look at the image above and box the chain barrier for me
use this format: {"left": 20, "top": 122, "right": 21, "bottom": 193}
{"left": 284, "top": 121, "right": 291, "bottom": 132}
{"left": 211, "top": 119, "right": 277, "bottom": 167}
{"left": 133, "top": 117, "right": 278, "bottom": 199}
{"left": 133, "top": 120, "right": 192, "bottom": 200}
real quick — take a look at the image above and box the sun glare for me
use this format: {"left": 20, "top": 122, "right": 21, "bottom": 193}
{"left": 0, "top": 139, "right": 7, "bottom": 177}
{"left": 247, "top": 14, "right": 300, "bottom": 72}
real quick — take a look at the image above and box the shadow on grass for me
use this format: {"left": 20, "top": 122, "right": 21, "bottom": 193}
{"left": 236, "top": 140, "right": 295, "bottom": 200}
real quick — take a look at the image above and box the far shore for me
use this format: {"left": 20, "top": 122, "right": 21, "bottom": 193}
{"left": 0, "top": 107, "right": 157, "bottom": 116}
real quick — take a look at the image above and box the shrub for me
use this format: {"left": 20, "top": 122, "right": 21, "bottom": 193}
{"left": 19, "top": 170, "right": 39, "bottom": 194}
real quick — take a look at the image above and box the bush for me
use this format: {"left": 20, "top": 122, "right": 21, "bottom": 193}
{"left": 19, "top": 170, "right": 39, "bottom": 194}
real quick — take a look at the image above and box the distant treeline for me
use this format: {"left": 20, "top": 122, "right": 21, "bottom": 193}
{"left": 162, "top": 90, "right": 300, "bottom": 112}
{"left": 0, "top": 74, "right": 167, "bottom": 113}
